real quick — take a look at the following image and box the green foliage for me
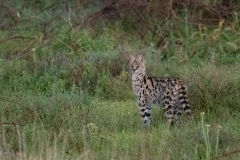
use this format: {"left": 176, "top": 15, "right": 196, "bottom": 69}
{"left": 1, "top": 92, "right": 240, "bottom": 159}
{"left": 184, "top": 64, "right": 240, "bottom": 115}
{"left": 1, "top": 1, "right": 240, "bottom": 159}
{"left": 201, "top": 24, "right": 239, "bottom": 63}
{"left": 158, "top": 20, "right": 240, "bottom": 65}
{"left": 52, "top": 25, "right": 116, "bottom": 55}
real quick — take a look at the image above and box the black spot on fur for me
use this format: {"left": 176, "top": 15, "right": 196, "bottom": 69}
{"left": 179, "top": 96, "right": 185, "bottom": 100}
{"left": 180, "top": 91, "right": 186, "bottom": 95}
{"left": 183, "top": 106, "right": 190, "bottom": 111}
{"left": 145, "top": 113, "right": 151, "bottom": 117}
{"left": 181, "top": 100, "right": 188, "bottom": 104}
{"left": 167, "top": 111, "right": 172, "bottom": 114}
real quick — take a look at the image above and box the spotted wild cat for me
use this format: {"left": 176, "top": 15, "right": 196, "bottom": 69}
{"left": 130, "top": 54, "right": 192, "bottom": 126}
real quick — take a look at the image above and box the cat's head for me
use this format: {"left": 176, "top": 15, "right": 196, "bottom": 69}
{"left": 129, "top": 54, "right": 146, "bottom": 74}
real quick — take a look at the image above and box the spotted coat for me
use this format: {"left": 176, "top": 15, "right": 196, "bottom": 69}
{"left": 130, "top": 54, "right": 193, "bottom": 126}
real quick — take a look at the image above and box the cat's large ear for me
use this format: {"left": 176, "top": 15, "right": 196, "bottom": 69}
{"left": 137, "top": 54, "right": 144, "bottom": 62}
{"left": 129, "top": 55, "right": 135, "bottom": 63}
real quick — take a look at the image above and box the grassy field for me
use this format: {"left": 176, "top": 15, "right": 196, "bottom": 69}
{"left": 1, "top": 62, "right": 240, "bottom": 160}
{"left": 1, "top": 0, "right": 240, "bottom": 159}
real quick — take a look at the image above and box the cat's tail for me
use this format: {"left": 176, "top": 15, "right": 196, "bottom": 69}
{"left": 179, "top": 84, "right": 193, "bottom": 120}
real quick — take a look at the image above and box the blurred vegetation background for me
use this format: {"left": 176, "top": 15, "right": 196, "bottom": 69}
{"left": 1, "top": 0, "right": 240, "bottom": 159}
{"left": 1, "top": 0, "right": 240, "bottom": 99}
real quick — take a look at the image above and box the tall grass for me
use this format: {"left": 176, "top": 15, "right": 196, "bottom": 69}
{"left": 1, "top": 39, "right": 240, "bottom": 158}
{"left": 2, "top": 55, "right": 240, "bottom": 158}
{"left": 1, "top": 1, "right": 240, "bottom": 159}
{"left": 1, "top": 89, "right": 240, "bottom": 159}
